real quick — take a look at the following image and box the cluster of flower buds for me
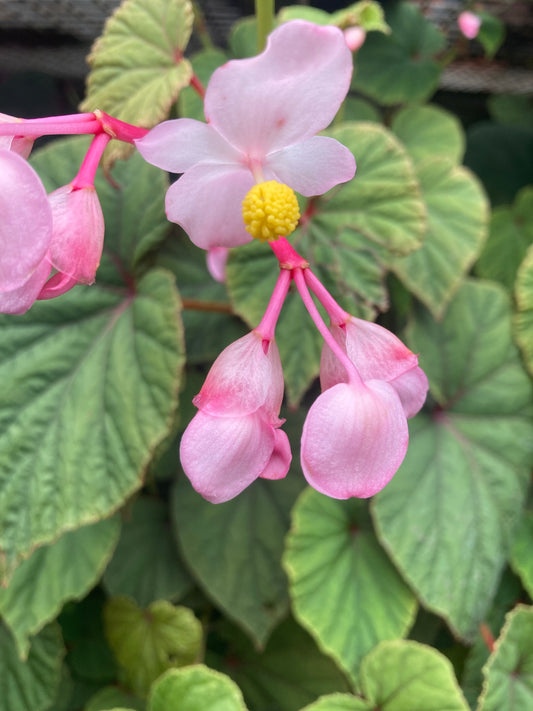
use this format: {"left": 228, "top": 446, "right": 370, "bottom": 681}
{"left": 0, "top": 111, "right": 147, "bottom": 313}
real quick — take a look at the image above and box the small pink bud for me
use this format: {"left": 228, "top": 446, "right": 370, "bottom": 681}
{"left": 344, "top": 26, "right": 366, "bottom": 52}
{"left": 206, "top": 246, "right": 229, "bottom": 283}
{"left": 458, "top": 11, "right": 481, "bottom": 39}
{"left": 0, "top": 113, "right": 35, "bottom": 158}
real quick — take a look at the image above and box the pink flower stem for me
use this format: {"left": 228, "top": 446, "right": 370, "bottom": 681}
{"left": 0, "top": 120, "right": 102, "bottom": 137}
{"left": 304, "top": 269, "right": 350, "bottom": 325}
{"left": 269, "top": 236, "right": 309, "bottom": 270}
{"left": 17, "top": 113, "right": 97, "bottom": 124}
{"left": 293, "top": 268, "right": 362, "bottom": 386}
{"left": 71, "top": 132, "right": 112, "bottom": 189}
{"left": 255, "top": 268, "right": 291, "bottom": 342}
{"left": 190, "top": 73, "right": 206, "bottom": 99}
{"left": 94, "top": 110, "right": 150, "bottom": 143}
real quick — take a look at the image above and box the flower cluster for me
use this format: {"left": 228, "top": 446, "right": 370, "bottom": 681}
{"left": 0, "top": 111, "right": 147, "bottom": 313}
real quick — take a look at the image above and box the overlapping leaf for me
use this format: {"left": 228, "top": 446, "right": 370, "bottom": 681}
{"left": 513, "top": 243, "right": 533, "bottom": 376}
{"left": 149, "top": 666, "right": 248, "bottom": 711}
{"left": 510, "top": 511, "right": 533, "bottom": 599}
{"left": 373, "top": 281, "right": 533, "bottom": 640}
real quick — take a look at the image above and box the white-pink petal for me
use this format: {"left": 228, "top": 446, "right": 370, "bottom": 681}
{"left": 0, "top": 150, "right": 53, "bottom": 293}
{"left": 165, "top": 163, "right": 255, "bottom": 249}
{"left": 0, "top": 256, "right": 51, "bottom": 314}
{"left": 180, "top": 410, "right": 275, "bottom": 503}
{"left": 205, "top": 20, "right": 353, "bottom": 156}
{"left": 259, "top": 428, "right": 292, "bottom": 480}
{"left": 267, "top": 136, "right": 356, "bottom": 197}
{"left": 135, "top": 118, "right": 241, "bottom": 174}
{"left": 390, "top": 366, "right": 429, "bottom": 419}
{"left": 48, "top": 185, "right": 104, "bottom": 284}
{"left": 206, "top": 247, "right": 229, "bottom": 283}
{"left": 301, "top": 380, "right": 408, "bottom": 499}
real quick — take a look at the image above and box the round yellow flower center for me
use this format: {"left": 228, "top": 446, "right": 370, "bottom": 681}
{"left": 242, "top": 181, "right": 300, "bottom": 242}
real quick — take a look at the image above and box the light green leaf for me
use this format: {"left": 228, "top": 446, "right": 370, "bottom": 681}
{"left": 387, "top": 157, "right": 488, "bottom": 318}
{"left": 85, "top": 686, "right": 145, "bottom": 711}
{"left": 229, "top": 17, "right": 258, "bottom": 59}
{"left": 178, "top": 49, "right": 227, "bottom": 121}
{"left": 277, "top": 6, "right": 332, "bottom": 25}
{"left": 478, "top": 605, "right": 533, "bottom": 710}
{"left": 0, "top": 517, "right": 120, "bottom": 659}
{"left": 477, "top": 11, "right": 506, "bottom": 60}
{"left": 81, "top": 0, "right": 193, "bottom": 160}
{"left": 332, "top": 1, "right": 390, "bottom": 33}
{"left": 510, "top": 511, "right": 533, "bottom": 599}
{"left": 391, "top": 104, "right": 465, "bottom": 167}
{"left": 148, "top": 666, "right": 248, "bottom": 711}
{"left": 373, "top": 281, "right": 533, "bottom": 640}
{"left": 359, "top": 640, "right": 469, "bottom": 710}
{"left": 340, "top": 96, "right": 381, "bottom": 123}
{"left": 301, "top": 695, "right": 371, "bottom": 711}
{"left": 352, "top": 2, "right": 445, "bottom": 105}
{"left": 514, "top": 243, "right": 533, "bottom": 377}
{"left": 476, "top": 186, "right": 533, "bottom": 291}
{"left": 172, "top": 474, "right": 302, "bottom": 648}
{"left": 103, "top": 497, "right": 193, "bottom": 607}
{"left": 0, "top": 622, "right": 65, "bottom": 711}
{"left": 284, "top": 489, "right": 417, "bottom": 681}
{"left": 104, "top": 597, "right": 202, "bottom": 697}
{"left": 214, "top": 618, "right": 352, "bottom": 711}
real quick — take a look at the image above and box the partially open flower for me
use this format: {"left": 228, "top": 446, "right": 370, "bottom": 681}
{"left": 458, "top": 11, "right": 482, "bottom": 39}
{"left": 136, "top": 20, "right": 356, "bottom": 250}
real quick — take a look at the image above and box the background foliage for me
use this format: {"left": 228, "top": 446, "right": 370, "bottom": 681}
{"left": 1, "top": 1, "right": 533, "bottom": 710}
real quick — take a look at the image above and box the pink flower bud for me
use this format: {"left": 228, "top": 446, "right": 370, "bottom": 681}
{"left": 344, "top": 26, "right": 366, "bottom": 52}
{"left": 458, "top": 11, "right": 481, "bottom": 39}
{"left": 0, "top": 113, "right": 35, "bottom": 159}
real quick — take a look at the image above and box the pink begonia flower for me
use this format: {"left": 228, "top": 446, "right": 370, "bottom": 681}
{"left": 458, "top": 11, "right": 482, "bottom": 39}
{"left": 180, "top": 331, "right": 291, "bottom": 503}
{"left": 0, "top": 113, "right": 34, "bottom": 158}
{"left": 344, "top": 26, "right": 367, "bottom": 52}
{"left": 206, "top": 246, "right": 229, "bottom": 283}
{"left": 135, "top": 20, "right": 356, "bottom": 250}
{"left": 320, "top": 318, "right": 428, "bottom": 418}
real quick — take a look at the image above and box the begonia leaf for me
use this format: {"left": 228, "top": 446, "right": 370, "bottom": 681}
{"left": 477, "top": 11, "right": 506, "bottom": 60}
{"left": 0, "top": 622, "right": 64, "bottom": 711}
{"left": 283, "top": 489, "right": 417, "bottom": 682}
{"left": 385, "top": 157, "right": 488, "bottom": 319}
{"left": 104, "top": 596, "right": 202, "bottom": 697}
{"left": 178, "top": 49, "right": 228, "bottom": 121}
{"left": 510, "top": 511, "right": 533, "bottom": 598}
{"left": 214, "top": 618, "right": 352, "bottom": 711}
{"left": 149, "top": 666, "right": 247, "bottom": 711}
{"left": 85, "top": 686, "right": 145, "bottom": 711}
{"left": 0, "top": 139, "right": 184, "bottom": 584}
{"left": 171, "top": 474, "right": 302, "bottom": 648}
{"left": 300, "top": 695, "right": 371, "bottom": 711}
{"left": 331, "top": 2, "right": 389, "bottom": 34}
{"left": 478, "top": 605, "right": 533, "bottom": 710}
{"left": 81, "top": 0, "right": 193, "bottom": 164}
{"left": 391, "top": 105, "right": 465, "bottom": 167}
{"left": 277, "top": 6, "right": 332, "bottom": 25}
{"left": 351, "top": 2, "right": 445, "bottom": 105}
{"left": 373, "top": 281, "right": 533, "bottom": 641}
{"left": 513, "top": 243, "right": 533, "bottom": 377}
{"left": 0, "top": 517, "right": 120, "bottom": 659}
{"left": 358, "top": 640, "right": 469, "bottom": 710}
{"left": 488, "top": 94, "right": 533, "bottom": 130}
{"left": 229, "top": 17, "right": 258, "bottom": 59}
{"left": 476, "top": 186, "right": 533, "bottom": 291}
{"left": 341, "top": 96, "right": 381, "bottom": 123}
{"left": 103, "top": 497, "right": 193, "bottom": 607}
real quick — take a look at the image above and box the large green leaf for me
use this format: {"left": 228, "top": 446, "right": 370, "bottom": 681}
{"left": 391, "top": 105, "right": 465, "bottom": 167}
{"left": 478, "top": 605, "right": 533, "bottom": 710}
{"left": 178, "top": 49, "right": 227, "bottom": 121}
{"left": 513, "top": 243, "right": 533, "bottom": 377}
{"left": 301, "top": 696, "right": 371, "bottom": 711}
{"left": 103, "top": 497, "right": 193, "bottom": 607}
{"left": 510, "top": 511, "right": 533, "bottom": 599}
{"left": 476, "top": 187, "right": 533, "bottom": 292}
{"left": 0, "top": 517, "right": 120, "bottom": 659}
{"left": 85, "top": 686, "right": 145, "bottom": 711}
{"left": 373, "top": 281, "right": 533, "bottom": 640}
{"left": 148, "top": 666, "right": 248, "bottom": 711}
{"left": 172, "top": 474, "right": 302, "bottom": 648}
{"left": 213, "top": 618, "right": 352, "bottom": 711}
{"left": 352, "top": 2, "right": 445, "bottom": 105}
{"left": 0, "top": 622, "right": 65, "bottom": 711}
{"left": 104, "top": 597, "right": 202, "bottom": 697}
{"left": 386, "top": 157, "right": 488, "bottom": 318}
{"left": 81, "top": 0, "right": 193, "bottom": 162}
{"left": 284, "top": 489, "right": 417, "bottom": 682}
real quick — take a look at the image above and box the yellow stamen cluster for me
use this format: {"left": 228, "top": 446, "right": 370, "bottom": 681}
{"left": 242, "top": 180, "right": 300, "bottom": 242}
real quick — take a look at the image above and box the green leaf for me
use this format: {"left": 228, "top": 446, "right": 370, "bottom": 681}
{"left": 81, "top": 0, "right": 193, "bottom": 159}
{"left": 0, "top": 517, "right": 120, "bottom": 659}
{"left": 477, "top": 11, "right": 506, "bottom": 59}
{"left": 229, "top": 17, "right": 258, "bottom": 59}
{"left": 488, "top": 94, "right": 533, "bottom": 130}
{"left": 0, "top": 622, "right": 65, "bottom": 711}
{"left": 341, "top": 96, "right": 381, "bottom": 124}
{"left": 386, "top": 157, "right": 488, "bottom": 318}
{"left": 103, "top": 497, "right": 193, "bottom": 607}
{"left": 284, "top": 489, "right": 417, "bottom": 682}
{"left": 172, "top": 474, "right": 302, "bottom": 648}
{"left": 85, "top": 686, "right": 145, "bottom": 711}
{"left": 391, "top": 104, "right": 465, "bottom": 167}
{"left": 213, "top": 618, "right": 352, "bottom": 711}
{"left": 104, "top": 597, "right": 203, "bottom": 697}
{"left": 148, "top": 666, "right": 248, "bottom": 711}
{"left": 373, "top": 281, "right": 533, "bottom": 640}
{"left": 178, "top": 49, "right": 227, "bottom": 121}
{"left": 301, "top": 695, "right": 371, "bottom": 711}
{"left": 476, "top": 186, "right": 533, "bottom": 291}
{"left": 332, "top": 1, "right": 390, "bottom": 34}
{"left": 510, "top": 511, "right": 533, "bottom": 599}
{"left": 514, "top": 243, "right": 533, "bottom": 377}
{"left": 352, "top": 2, "right": 445, "bottom": 105}
{"left": 359, "top": 640, "right": 469, "bottom": 710}
{"left": 277, "top": 6, "right": 333, "bottom": 25}
{"left": 478, "top": 605, "right": 533, "bottom": 710}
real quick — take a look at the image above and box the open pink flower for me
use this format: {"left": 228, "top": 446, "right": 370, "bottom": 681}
{"left": 458, "top": 11, "right": 481, "bottom": 39}
{"left": 180, "top": 331, "right": 291, "bottom": 503}
{"left": 135, "top": 20, "right": 356, "bottom": 250}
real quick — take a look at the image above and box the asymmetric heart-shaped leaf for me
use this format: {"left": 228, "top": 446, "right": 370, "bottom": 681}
{"left": 149, "top": 666, "right": 247, "bottom": 711}
{"left": 373, "top": 281, "right": 533, "bottom": 640}
{"left": 391, "top": 105, "right": 465, "bottom": 167}
{"left": 284, "top": 489, "right": 417, "bottom": 681}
